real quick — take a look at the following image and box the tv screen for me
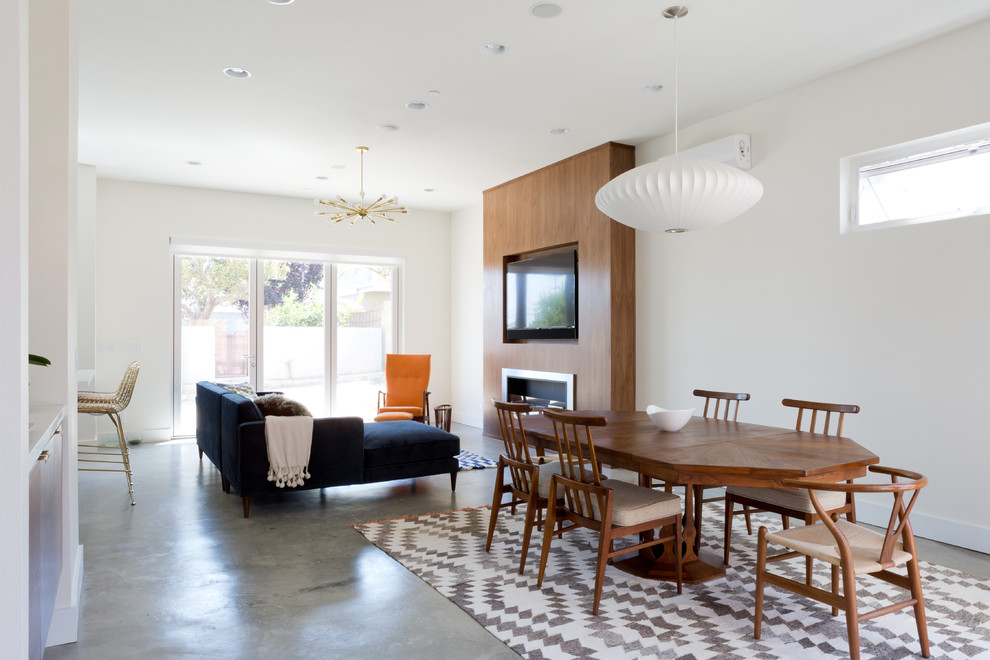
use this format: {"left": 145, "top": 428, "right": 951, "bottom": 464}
{"left": 505, "top": 249, "right": 578, "bottom": 340}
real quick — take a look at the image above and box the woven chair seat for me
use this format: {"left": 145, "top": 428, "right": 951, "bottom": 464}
{"left": 766, "top": 518, "right": 911, "bottom": 575}
{"left": 726, "top": 485, "right": 846, "bottom": 513}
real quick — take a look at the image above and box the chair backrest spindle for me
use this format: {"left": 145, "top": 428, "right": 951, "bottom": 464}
{"left": 783, "top": 398, "right": 860, "bottom": 436}
{"left": 542, "top": 410, "right": 607, "bottom": 520}
{"left": 693, "top": 389, "right": 750, "bottom": 422}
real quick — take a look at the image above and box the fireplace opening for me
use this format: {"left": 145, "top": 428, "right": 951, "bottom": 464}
{"left": 501, "top": 368, "right": 574, "bottom": 410}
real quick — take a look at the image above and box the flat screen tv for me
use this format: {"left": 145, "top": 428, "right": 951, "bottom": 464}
{"left": 504, "top": 249, "right": 578, "bottom": 340}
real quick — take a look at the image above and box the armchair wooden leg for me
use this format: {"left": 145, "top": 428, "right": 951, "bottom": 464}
{"left": 519, "top": 498, "right": 539, "bottom": 575}
{"left": 591, "top": 525, "right": 611, "bottom": 616}
{"left": 842, "top": 564, "right": 861, "bottom": 660}
{"left": 450, "top": 470, "right": 457, "bottom": 491}
{"left": 831, "top": 564, "right": 840, "bottom": 616}
{"left": 242, "top": 496, "right": 251, "bottom": 518}
{"left": 907, "top": 557, "right": 931, "bottom": 658}
{"left": 754, "top": 526, "right": 768, "bottom": 639}
{"left": 536, "top": 503, "right": 558, "bottom": 587}
{"left": 723, "top": 495, "right": 735, "bottom": 566}
{"left": 486, "top": 463, "right": 506, "bottom": 553}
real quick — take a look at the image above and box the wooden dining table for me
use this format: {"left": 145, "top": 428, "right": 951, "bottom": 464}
{"left": 523, "top": 410, "right": 879, "bottom": 583}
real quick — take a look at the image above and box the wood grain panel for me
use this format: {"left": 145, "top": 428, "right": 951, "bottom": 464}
{"left": 482, "top": 143, "right": 636, "bottom": 435}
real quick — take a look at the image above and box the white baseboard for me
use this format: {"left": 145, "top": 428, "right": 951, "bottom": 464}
{"left": 46, "top": 544, "right": 83, "bottom": 647}
{"left": 856, "top": 500, "right": 989, "bottom": 554}
{"left": 452, "top": 412, "right": 482, "bottom": 429}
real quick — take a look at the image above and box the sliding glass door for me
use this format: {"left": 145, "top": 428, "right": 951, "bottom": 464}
{"left": 335, "top": 264, "right": 394, "bottom": 420}
{"left": 260, "top": 260, "right": 327, "bottom": 416}
{"left": 173, "top": 253, "right": 398, "bottom": 436}
{"left": 175, "top": 256, "right": 253, "bottom": 436}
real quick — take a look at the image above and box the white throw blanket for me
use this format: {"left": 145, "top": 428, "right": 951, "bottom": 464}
{"left": 264, "top": 415, "right": 314, "bottom": 488}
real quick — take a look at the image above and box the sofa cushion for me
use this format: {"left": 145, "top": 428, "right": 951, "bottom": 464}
{"left": 362, "top": 421, "right": 459, "bottom": 468}
{"left": 219, "top": 382, "right": 258, "bottom": 400}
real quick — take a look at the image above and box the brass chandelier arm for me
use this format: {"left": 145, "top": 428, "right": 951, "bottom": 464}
{"left": 313, "top": 146, "right": 406, "bottom": 226}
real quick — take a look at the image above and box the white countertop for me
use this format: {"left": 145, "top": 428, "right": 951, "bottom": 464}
{"left": 29, "top": 405, "right": 65, "bottom": 461}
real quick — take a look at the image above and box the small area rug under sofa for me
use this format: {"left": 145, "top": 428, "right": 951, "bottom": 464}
{"left": 195, "top": 381, "right": 460, "bottom": 517}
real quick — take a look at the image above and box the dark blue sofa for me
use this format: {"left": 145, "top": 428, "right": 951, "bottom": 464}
{"left": 196, "top": 382, "right": 460, "bottom": 517}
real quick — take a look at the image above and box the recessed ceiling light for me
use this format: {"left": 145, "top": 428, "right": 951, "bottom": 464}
{"left": 427, "top": 90, "right": 441, "bottom": 96}
{"left": 644, "top": 83, "right": 666, "bottom": 93}
{"left": 480, "top": 43, "right": 507, "bottom": 56}
{"left": 267, "top": 0, "right": 294, "bottom": 4}
{"left": 549, "top": 127, "right": 569, "bottom": 135}
{"left": 223, "top": 67, "right": 251, "bottom": 79}
{"left": 329, "top": 164, "right": 346, "bottom": 170}
{"left": 424, "top": 188, "right": 436, "bottom": 192}
{"left": 377, "top": 123, "right": 400, "bottom": 132}
{"left": 405, "top": 101, "right": 429, "bottom": 111}
{"left": 530, "top": 3, "right": 562, "bottom": 18}
{"left": 316, "top": 176, "right": 328, "bottom": 181}
{"left": 186, "top": 160, "right": 202, "bottom": 166}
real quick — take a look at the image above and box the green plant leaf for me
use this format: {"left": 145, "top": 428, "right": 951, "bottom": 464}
{"left": 28, "top": 353, "right": 51, "bottom": 366}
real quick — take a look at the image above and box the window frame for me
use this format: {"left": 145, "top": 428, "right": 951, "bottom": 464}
{"left": 840, "top": 122, "right": 990, "bottom": 234}
{"left": 169, "top": 238, "right": 403, "bottom": 436}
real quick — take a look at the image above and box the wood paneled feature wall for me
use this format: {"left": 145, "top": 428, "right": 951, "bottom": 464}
{"left": 482, "top": 142, "right": 636, "bottom": 436}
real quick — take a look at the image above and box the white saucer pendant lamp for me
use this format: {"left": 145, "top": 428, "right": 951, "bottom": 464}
{"left": 595, "top": 5, "right": 764, "bottom": 233}
{"left": 595, "top": 157, "right": 764, "bottom": 233}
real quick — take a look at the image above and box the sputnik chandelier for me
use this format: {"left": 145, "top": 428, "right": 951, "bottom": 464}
{"left": 314, "top": 146, "right": 407, "bottom": 226}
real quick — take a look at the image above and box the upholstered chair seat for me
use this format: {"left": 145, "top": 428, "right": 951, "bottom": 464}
{"left": 599, "top": 479, "right": 682, "bottom": 527}
{"left": 725, "top": 486, "right": 846, "bottom": 514}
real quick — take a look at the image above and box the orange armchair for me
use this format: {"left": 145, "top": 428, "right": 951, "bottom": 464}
{"left": 377, "top": 354, "right": 431, "bottom": 424}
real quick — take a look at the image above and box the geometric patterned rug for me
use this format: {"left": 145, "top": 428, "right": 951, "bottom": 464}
{"left": 353, "top": 503, "right": 990, "bottom": 659}
{"left": 456, "top": 449, "right": 499, "bottom": 470}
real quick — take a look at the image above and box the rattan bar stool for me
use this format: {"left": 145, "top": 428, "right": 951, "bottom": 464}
{"left": 78, "top": 361, "right": 140, "bottom": 505}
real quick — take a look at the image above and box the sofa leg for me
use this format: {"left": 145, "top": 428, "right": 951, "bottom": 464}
{"left": 242, "top": 496, "right": 251, "bottom": 518}
{"left": 198, "top": 447, "right": 203, "bottom": 460}
{"left": 450, "top": 470, "right": 457, "bottom": 491}
{"left": 222, "top": 476, "right": 230, "bottom": 494}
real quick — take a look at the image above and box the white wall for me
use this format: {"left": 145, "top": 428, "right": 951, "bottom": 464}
{"left": 450, "top": 201, "right": 484, "bottom": 427}
{"left": 94, "top": 179, "right": 452, "bottom": 439}
{"left": 635, "top": 18, "right": 990, "bottom": 551}
{"left": 0, "top": 0, "right": 31, "bottom": 653}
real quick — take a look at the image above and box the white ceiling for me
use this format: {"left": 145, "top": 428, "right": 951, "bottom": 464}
{"left": 78, "top": 0, "right": 990, "bottom": 213}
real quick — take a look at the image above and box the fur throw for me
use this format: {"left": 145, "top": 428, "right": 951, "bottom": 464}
{"left": 254, "top": 393, "right": 312, "bottom": 417}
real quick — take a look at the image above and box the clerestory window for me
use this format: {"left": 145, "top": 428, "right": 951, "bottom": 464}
{"left": 840, "top": 123, "right": 990, "bottom": 233}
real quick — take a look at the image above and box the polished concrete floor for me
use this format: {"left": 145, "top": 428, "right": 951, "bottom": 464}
{"left": 47, "top": 422, "right": 989, "bottom": 659}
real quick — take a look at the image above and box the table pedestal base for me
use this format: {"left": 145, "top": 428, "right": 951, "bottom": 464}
{"left": 614, "top": 549, "right": 726, "bottom": 584}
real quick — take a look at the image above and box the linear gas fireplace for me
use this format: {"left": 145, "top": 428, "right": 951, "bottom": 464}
{"left": 501, "top": 368, "right": 574, "bottom": 410}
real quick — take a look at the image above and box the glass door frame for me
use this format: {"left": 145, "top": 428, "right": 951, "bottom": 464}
{"left": 171, "top": 240, "right": 402, "bottom": 437}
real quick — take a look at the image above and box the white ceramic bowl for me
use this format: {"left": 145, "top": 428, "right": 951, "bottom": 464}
{"left": 646, "top": 405, "right": 695, "bottom": 432}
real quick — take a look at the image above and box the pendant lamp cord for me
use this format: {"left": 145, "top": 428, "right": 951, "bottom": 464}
{"left": 359, "top": 148, "right": 366, "bottom": 201}
{"left": 673, "top": 12, "right": 679, "bottom": 155}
